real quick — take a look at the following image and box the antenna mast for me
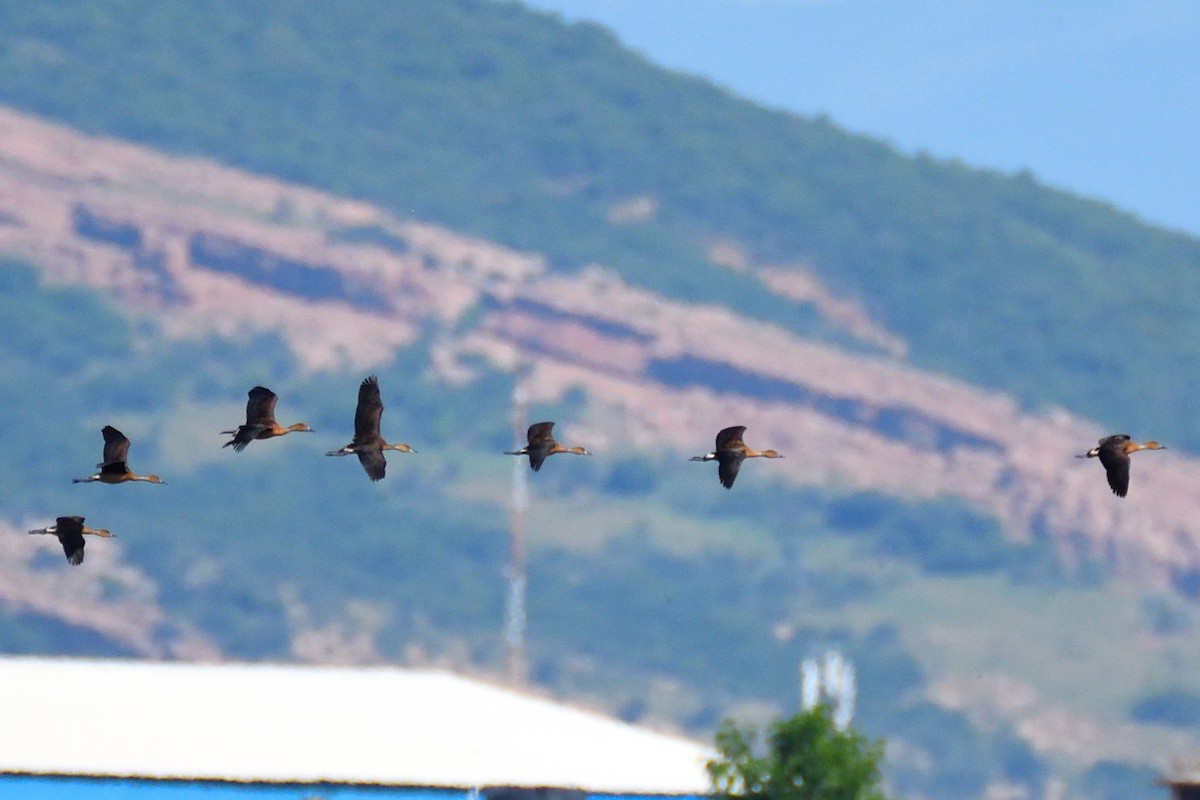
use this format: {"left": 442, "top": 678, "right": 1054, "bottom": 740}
{"left": 799, "top": 650, "right": 857, "bottom": 729}
{"left": 504, "top": 368, "right": 530, "bottom": 686}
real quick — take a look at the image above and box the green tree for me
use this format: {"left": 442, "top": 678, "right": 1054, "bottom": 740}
{"left": 707, "top": 705, "right": 888, "bottom": 800}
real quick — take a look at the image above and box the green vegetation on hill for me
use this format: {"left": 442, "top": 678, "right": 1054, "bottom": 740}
{"left": 1, "top": 1, "right": 1200, "bottom": 447}
{"left": 0, "top": 3, "right": 1196, "bottom": 797}
{"left": 1, "top": 260, "right": 1194, "bottom": 799}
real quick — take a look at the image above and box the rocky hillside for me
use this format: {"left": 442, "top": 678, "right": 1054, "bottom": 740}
{"left": 6, "top": 103, "right": 1200, "bottom": 799}
{"left": 2, "top": 5, "right": 1198, "bottom": 796}
{"left": 2, "top": 105, "right": 1196, "bottom": 594}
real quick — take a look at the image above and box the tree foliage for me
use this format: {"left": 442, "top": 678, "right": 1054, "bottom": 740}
{"left": 708, "top": 705, "right": 888, "bottom": 800}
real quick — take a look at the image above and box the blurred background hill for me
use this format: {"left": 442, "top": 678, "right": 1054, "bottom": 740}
{"left": 0, "top": 2, "right": 1197, "bottom": 798}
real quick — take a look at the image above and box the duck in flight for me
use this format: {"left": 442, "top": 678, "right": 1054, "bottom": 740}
{"left": 1076, "top": 434, "right": 1165, "bottom": 497}
{"left": 73, "top": 425, "right": 166, "bottom": 485}
{"left": 505, "top": 421, "right": 590, "bottom": 471}
{"left": 28, "top": 516, "right": 114, "bottom": 565}
{"left": 223, "top": 386, "right": 313, "bottom": 452}
{"left": 326, "top": 375, "right": 416, "bottom": 481}
{"left": 691, "top": 425, "right": 783, "bottom": 489}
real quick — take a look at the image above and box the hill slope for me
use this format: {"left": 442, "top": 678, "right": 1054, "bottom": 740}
{"left": 2, "top": 107, "right": 1197, "bottom": 589}
{"left": 0, "top": 107, "right": 1195, "bottom": 800}
{"left": 0, "top": 0, "right": 1199, "bottom": 448}
{"left": 0, "top": 3, "right": 1197, "bottom": 799}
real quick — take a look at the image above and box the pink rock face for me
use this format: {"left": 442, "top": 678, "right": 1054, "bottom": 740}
{"left": 1, "top": 105, "right": 1194, "bottom": 587}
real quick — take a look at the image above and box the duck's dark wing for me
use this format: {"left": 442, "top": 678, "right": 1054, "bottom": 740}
{"left": 527, "top": 421, "right": 556, "bottom": 446}
{"left": 354, "top": 376, "right": 384, "bottom": 444}
{"left": 61, "top": 532, "right": 85, "bottom": 564}
{"left": 100, "top": 426, "right": 130, "bottom": 465}
{"left": 55, "top": 517, "right": 86, "bottom": 565}
{"left": 245, "top": 386, "right": 279, "bottom": 426}
{"left": 715, "top": 425, "right": 747, "bottom": 451}
{"left": 356, "top": 447, "right": 387, "bottom": 481}
{"left": 224, "top": 425, "right": 264, "bottom": 452}
{"left": 527, "top": 445, "right": 550, "bottom": 472}
{"left": 717, "top": 452, "right": 744, "bottom": 489}
{"left": 1097, "top": 446, "right": 1131, "bottom": 497}
{"left": 99, "top": 461, "right": 129, "bottom": 478}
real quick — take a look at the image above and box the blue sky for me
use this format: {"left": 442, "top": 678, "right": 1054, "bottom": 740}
{"left": 522, "top": 0, "right": 1200, "bottom": 238}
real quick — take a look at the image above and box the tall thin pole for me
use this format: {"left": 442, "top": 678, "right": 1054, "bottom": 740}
{"left": 504, "top": 371, "right": 530, "bottom": 686}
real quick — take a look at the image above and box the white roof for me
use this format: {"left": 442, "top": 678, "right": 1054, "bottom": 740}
{"left": 0, "top": 656, "right": 712, "bottom": 793}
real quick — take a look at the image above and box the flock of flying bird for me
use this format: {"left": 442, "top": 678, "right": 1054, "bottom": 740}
{"left": 26, "top": 376, "right": 783, "bottom": 564}
{"left": 25, "top": 374, "right": 1163, "bottom": 565}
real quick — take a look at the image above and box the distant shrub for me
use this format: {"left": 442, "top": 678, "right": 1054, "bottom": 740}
{"left": 603, "top": 457, "right": 659, "bottom": 496}
{"left": 1075, "top": 760, "right": 1159, "bottom": 800}
{"left": 1128, "top": 688, "right": 1200, "bottom": 728}
{"left": 1140, "top": 594, "right": 1192, "bottom": 635}
{"left": 825, "top": 491, "right": 1068, "bottom": 580}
